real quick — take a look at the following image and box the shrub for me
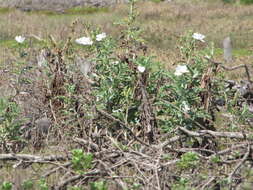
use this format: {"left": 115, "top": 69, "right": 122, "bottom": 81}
{"left": 222, "top": 0, "right": 236, "bottom": 3}
{"left": 22, "top": 180, "right": 34, "bottom": 190}
{"left": 222, "top": 0, "right": 253, "bottom": 4}
{"left": 90, "top": 181, "right": 108, "bottom": 190}
{"left": 38, "top": 179, "right": 49, "bottom": 190}
{"left": 240, "top": 0, "right": 253, "bottom": 4}
{"left": 0, "top": 98, "right": 24, "bottom": 151}
{"left": 0, "top": 182, "right": 12, "bottom": 190}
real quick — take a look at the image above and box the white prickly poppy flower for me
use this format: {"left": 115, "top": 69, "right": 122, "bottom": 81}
{"left": 75, "top": 37, "right": 93, "bottom": 45}
{"left": 137, "top": 65, "right": 145, "bottom": 73}
{"left": 174, "top": 65, "right": 189, "bottom": 76}
{"left": 192, "top": 33, "right": 205, "bottom": 42}
{"left": 182, "top": 101, "right": 190, "bottom": 113}
{"left": 15, "top": 36, "right": 25, "bottom": 43}
{"left": 96, "top": 33, "right": 106, "bottom": 41}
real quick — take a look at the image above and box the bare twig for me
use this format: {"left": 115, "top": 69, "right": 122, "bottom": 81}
{"left": 42, "top": 162, "right": 71, "bottom": 178}
{"left": 73, "top": 138, "right": 100, "bottom": 151}
{"left": 201, "top": 176, "right": 216, "bottom": 190}
{"left": 55, "top": 174, "right": 83, "bottom": 190}
{"left": 96, "top": 109, "right": 150, "bottom": 147}
{"left": 98, "top": 160, "right": 128, "bottom": 190}
{"left": 205, "top": 57, "right": 252, "bottom": 83}
{"left": 155, "top": 155, "right": 161, "bottom": 190}
{"left": 215, "top": 142, "right": 253, "bottom": 156}
{"left": 156, "top": 135, "right": 182, "bottom": 149}
{"left": 221, "top": 64, "right": 252, "bottom": 83}
{"left": 228, "top": 144, "right": 251, "bottom": 183}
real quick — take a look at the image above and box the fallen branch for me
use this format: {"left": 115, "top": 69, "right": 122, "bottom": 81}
{"left": 179, "top": 127, "right": 253, "bottom": 140}
{"left": 55, "top": 174, "right": 83, "bottom": 190}
{"left": 0, "top": 153, "right": 69, "bottom": 162}
{"left": 42, "top": 162, "right": 71, "bottom": 178}
{"left": 215, "top": 143, "right": 253, "bottom": 156}
{"left": 228, "top": 144, "right": 251, "bottom": 184}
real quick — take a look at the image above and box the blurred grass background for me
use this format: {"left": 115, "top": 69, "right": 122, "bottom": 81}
{"left": 0, "top": 0, "right": 253, "bottom": 65}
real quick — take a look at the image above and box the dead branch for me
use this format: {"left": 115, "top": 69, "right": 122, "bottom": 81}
{"left": 171, "top": 147, "right": 215, "bottom": 155}
{"left": 200, "top": 176, "right": 216, "bottom": 190}
{"left": 96, "top": 109, "right": 150, "bottom": 147}
{"left": 215, "top": 143, "right": 253, "bottom": 156}
{"left": 228, "top": 144, "right": 251, "bottom": 184}
{"left": 221, "top": 64, "right": 252, "bottom": 83}
{"left": 160, "top": 159, "right": 179, "bottom": 167}
{"left": 0, "top": 153, "right": 69, "bottom": 162}
{"left": 179, "top": 127, "right": 253, "bottom": 140}
{"left": 154, "top": 154, "right": 162, "bottom": 190}
{"left": 73, "top": 138, "right": 100, "bottom": 151}
{"left": 205, "top": 57, "right": 252, "bottom": 83}
{"left": 156, "top": 135, "right": 182, "bottom": 149}
{"left": 55, "top": 174, "right": 83, "bottom": 190}
{"left": 42, "top": 162, "right": 72, "bottom": 178}
{"left": 55, "top": 168, "right": 107, "bottom": 190}
{"left": 98, "top": 160, "right": 128, "bottom": 190}
{"left": 138, "top": 73, "right": 156, "bottom": 143}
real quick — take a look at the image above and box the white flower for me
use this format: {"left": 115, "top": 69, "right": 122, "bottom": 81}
{"left": 182, "top": 101, "right": 190, "bottom": 112}
{"left": 96, "top": 33, "right": 106, "bottom": 41}
{"left": 15, "top": 36, "right": 25, "bottom": 43}
{"left": 137, "top": 65, "right": 145, "bottom": 73}
{"left": 75, "top": 37, "right": 93, "bottom": 45}
{"left": 112, "top": 60, "right": 119, "bottom": 64}
{"left": 192, "top": 33, "right": 205, "bottom": 42}
{"left": 174, "top": 65, "right": 189, "bottom": 76}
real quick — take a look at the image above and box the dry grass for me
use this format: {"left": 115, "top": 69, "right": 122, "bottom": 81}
{"left": 1, "top": 0, "right": 253, "bottom": 66}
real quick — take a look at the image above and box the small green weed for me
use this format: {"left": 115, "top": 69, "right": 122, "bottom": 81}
{"left": 21, "top": 180, "right": 34, "bottom": 190}
{"left": 177, "top": 152, "right": 199, "bottom": 170}
{"left": 90, "top": 181, "right": 108, "bottom": 190}
{"left": 171, "top": 178, "right": 190, "bottom": 190}
{"left": 0, "top": 182, "right": 12, "bottom": 190}
{"left": 38, "top": 179, "right": 49, "bottom": 190}
{"left": 210, "top": 155, "right": 221, "bottom": 163}
{"left": 0, "top": 98, "right": 23, "bottom": 143}
{"left": 71, "top": 149, "right": 93, "bottom": 174}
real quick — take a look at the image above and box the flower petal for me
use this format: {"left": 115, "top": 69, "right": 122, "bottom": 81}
{"left": 192, "top": 33, "right": 205, "bottom": 42}
{"left": 96, "top": 33, "right": 106, "bottom": 41}
{"left": 137, "top": 66, "right": 145, "bottom": 73}
{"left": 174, "top": 65, "right": 189, "bottom": 76}
{"left": 182, "top": 101, "right": 190, "bottom": 112}
{"left": 75, "top": 37, "right": 93, "bottom": 45}
{"left": 15, "top": 36, "right": 25, "bottom": 43}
